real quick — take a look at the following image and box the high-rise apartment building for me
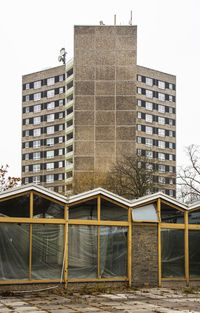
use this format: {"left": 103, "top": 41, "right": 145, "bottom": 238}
{"left": 22, "top": 24, "right": 176, "bottom": 197}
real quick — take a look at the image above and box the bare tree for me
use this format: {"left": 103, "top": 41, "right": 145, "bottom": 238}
{"left": 178, "top": 145, "right": 200, "bottom": 203}
{"left": 0, "top": 165, "right": 21, "bottom": 192}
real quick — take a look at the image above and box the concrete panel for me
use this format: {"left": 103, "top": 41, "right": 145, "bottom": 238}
{"left": 116, "top": 111, "right": 136, "bottom": 125}
{"left": 95, "top": 126, "right": 115, "bottom": 141}
{"left": 116, "top": 81, "right": 136, "bottom": 95}
{"left": 75, "top": 81, "right": 94, "bottom": 95}
{"left": 96, "top": 81, "right": 115, "bottom": 95}
{"left": 116, "top": 26, "right": 137, "bottom": 36}
{"left": 74, "top": 156, "right": 94, "bottom": 171}
{"left": 116, "top": 50, "right": 136, "bottom": 66}
{"left": 75, "top": 50, "right": 95, "bottom": 66}
{"left": 75, "top": 126, "right": 94, "bottom": 140}
{"left": 96, "top": 66, "right": 115, "bottom": 80}
{"left": 75, "top": 111, "right": 94, "bottom": 125}
{"left": 116, "top": 126, "right": 136, "bottom": 140}
{"left": 74, "top": 34, "right": 95, "bottom": 50}
{"left": 116, "top": 141, "right": 136, "bottom": 155}
{"left": 75, "top": 66, "right": 95, "bottom": 81}
{"left": 96, "top": 96, "right": 115, "bottom": 110}
{"left": 74, "top": 141, "right": 94, "bottom": 155}
{"left": 95, "top": 26, "right": 116, "bottom": 36}
{"left": 96, "top": 36, "right": 116, "bottom": 50}
{"left": 95, "top": 157, "right": 115, "bottom": 172}
{"left": 116, "top": 96, "right": 136, "bottom": 110}
{"left": 74, "top": 26, "right": 95, "bottom": 35}
{"left": 96, "top": 111, "right": 115, "bottom": 125}
{"left": 75, "top": 96, "right": 95, "bottom": 111}
{"left": 116, "top": 36, "right": 136, "bottom": 50}
{"left": 96, "top": 51, "right": 116, "bottom": 65}
{"left": 95, "top": 142, "right": 115, "bottom": 156}
{"left": 116, "top": 66, "right": 136, "bottom": 81}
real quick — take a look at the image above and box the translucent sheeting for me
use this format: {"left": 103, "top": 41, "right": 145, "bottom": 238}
{"left": 101, "top": 199, "right": 128, "bottom": 221}
{"left": 33, "top": 194, "right": 64, "bottom": 219}
{"left": 132, "top": 203, "right": 158, "bottom": 221}
{"left": 0, "top": 223, "right": 29, "bottom": 281}
{"left": 69, "top": 199, "right": 97, "bottom": 220}
{"left": 189, "top": 230, "right": 200, "bottom": 277}
{"left": 188, "top": 210, "right": 200, "bottom": 224}
{"left": 68, "top": 225, "right": 98, "bottom": 278}
{"left": 161, "top": 229, "right": 185, "bottom": 278}
{"left": 161, "top": 204, "right": 184, "bottom": 223}
{"left": 100, "top": 226, "right": 127, "bottom": 277}
{"left": 31, "top": 224, "right": 64, "bottom": 279}
{"left": 0, "top": 195, "right": 30, "bottom": 218}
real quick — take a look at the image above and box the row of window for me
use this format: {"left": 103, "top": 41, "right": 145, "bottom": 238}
{"left": 23, "top": 112, "right": 65, "bottom": 126}
{"left": 137, "top": 99, "right": 175, "bottom": 114}
{"left": 22, "top": 136, "right": 65, "bottom": 149}
{"left": 137, "top": 75, "right": 176, "bottom": 91}
{"left": 22, "top": 99, "right": 65, "bottom": 114}
{"left": 22, "top": 149, "right": 65, "bottom": 161}
{"left": 137, "top": 124, "right": 175, "bottom": 138}
{"left": 137, "top": 111, "right": 175, "bottom": 126}
{"left": 22, "top": 124, "right": 65, "bottom": 137}
{"left": 138, "top": 162, "right": 175, "bottom": 173}
{"left": 23, "top": 173, "right": 65, "bottom": 184}
{"left": 137, "top": 88, "right": 175, "bottom": 102}
{"left": 137, "top": 137, "right": 175, "bottom": 150}
{"left": 137, "top": 149, "right": 176, "bottom": 161}
{"left": 23, "top": 74, "right": 65, "bottom": 91}
{"left": 23, "top": 161, "right": 65, "bottom": 173}
{"left": 23, "top": 87, "right": 65, "bottom": 102}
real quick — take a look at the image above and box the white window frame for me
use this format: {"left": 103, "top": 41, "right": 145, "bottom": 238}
{"left": 158, "top": 93, "right": 165, "bottom": 101}
{"left": 33, "top": 116, "right": 41, "bottom": 125}
{"left": 34, "top": 105, "right": 41, "bottom": 113}
{"left": 33, "top": 152, "right": 40, "bottom": 161}
{"left": 47, "top": 77, "right": 55, "bottom": 86}
{"left": 146, "top": 126, "right": 153, "bottom": 135}
{"left": 146, "top": 77, "right": 153, "bottom": 86}
{"left": 47, "top": 126, "right": 54, "bottom": 135}
{"left": 146, "top": 89, "right": 153, "bottom": 98}
{"left": 46, "top": 163, "right": 54, "bottom": 171}
{"left": 46, "top": 174, "right": 54, "bottom": 183}
{"left": 33, "top": 128, "right": 41, "bottom": 137}
{"left": 146, "top": 102, "right": 153, "bottom": 111}
{"left": 158, "top": 81, "right": 165, "bottom": 89}
{"left": 158, "top": 117, "right": 165, "bottom": 125}
{"left": 47, "top": 89, "right": 55, "bottom": 98}
{"left": 47, "top": 114, "right": 54, "bottom": 123}
{"left": 158, "top": 105, "right": 165, "bottom": 113}
{"left": 146, "top": 114, "right": 153, "bottom": 123}
{"left": 46, "top": 150, "right": 54, "bottom": 159}
{"left": 34, "top": 93, "right": 41, "bottom": 102}
{"left": 33, "top": 140, "right": 40, "bottom": 148}
{"left": 158, "top": 129, "right": 165, "bottom": 137}
{"left": 158, "top": 140, "right": 165, "bottom": 149}
{"left": 34, "top": 81, "right": 41, "bottom": 89}
{"left": 33, "top": 164, "right": 40, "bottom": 173}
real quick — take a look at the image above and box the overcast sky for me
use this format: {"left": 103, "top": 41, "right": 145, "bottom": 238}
{"left": 0, "top": 0, "right": 199, "bottom": 177}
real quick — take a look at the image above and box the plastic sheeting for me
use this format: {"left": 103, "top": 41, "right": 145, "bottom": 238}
{"left": 189, "top": 230, "right": 200, "bottom": 277}
{"left": 161, "top": 229, "right": 185, "bottom": 278}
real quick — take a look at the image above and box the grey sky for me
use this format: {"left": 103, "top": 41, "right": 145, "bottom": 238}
{"left": 0, "top": 0, "right": 199, "bottom": 177}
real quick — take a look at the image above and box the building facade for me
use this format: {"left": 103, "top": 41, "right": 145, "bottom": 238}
{"left": 22, "top": 25, "right": 176, "bottom": 196}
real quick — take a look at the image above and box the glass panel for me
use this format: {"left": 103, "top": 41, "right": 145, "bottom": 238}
{"left": 189, "top": 230, "right": 200, "bottom": 277}
{"left": 132, "top": 203, "right": 158, "bottom": 221}
{"left": 161, "top": 203, "right": 184, "bottom": 223}
{"left": 161, "top": 229, "right": 185, "bottom": 278}
{"left": 0, "top": 223, "right": 29, "bottom": 281}
{"left": 31, "top": 224, "right": 64, "bottom": 280}
{"left": 0, "top": 194, "right": 30, "bottom": 218}
{"left": 188, "top": 209, "right": 200, "bottom": 224}
{"left": 101, "top": 199, "right": 128, "bottom": 221}
{"left": 100, "top": 226, "right": 127, "bottom": 278}
{"left": 68, "top": 225, "right": 97, "bottom": 278}
{"left": 69, "top": 199, "right": 97, "bottom": 220}
{"left": 33, "top": 194, "right": 64, "bottom": 219}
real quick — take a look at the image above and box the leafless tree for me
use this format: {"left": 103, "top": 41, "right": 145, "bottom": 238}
{"left": 0, "top": 165, "right": 21, "bottom": 192}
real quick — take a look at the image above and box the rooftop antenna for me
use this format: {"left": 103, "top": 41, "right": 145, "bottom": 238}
{"left": 129, "top": 10, "right": 133, "bottom": 25}
{"left": 114, "top": 14, "right": 116, "bottom": 25}
{"left": 58, "top": 48, "right": 67, "bottom": 65}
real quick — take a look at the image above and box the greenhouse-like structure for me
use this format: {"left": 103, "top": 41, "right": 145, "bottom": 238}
{"left": 0, "top": 184, "right": 200, "bottom": 288}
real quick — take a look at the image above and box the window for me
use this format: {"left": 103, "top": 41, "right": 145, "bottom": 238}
{"left": 59, "top": 99, "right": 64, "bottom": 106}
{"left": 33, "top": 164, "right": 40, "bottom": 173}
{"left": 137, "top": 112, "right": 141, "bottom": 119}
{"left": 169, "top": 95, "right": 173, "bottom": 102}
{"left": 47, "top": 114, "right": 54, "bottom": 123}
{"left": 25, "top": 130, "right": 29, "bottom": 136}
{"left": 58, "top": 186, "right": 63, "bottom": 192}
{"left": 25, "top": 177, "right": 29, "bottom": 184}
{"left": 158, "top": 104, "right": 165, "bottom": 113}
{"left": 169, "top": 166, "right": 173, "bottom": 172}
{"left": 25, "top": 83, "right": 30, "bottom": 90}
{"left": 169, "top": 119, "right": 173, "bottom": 126}
{"left": 34, "top": 104, "right": 41, "bottom": 113}
{"left": 146, "top": 114, "right": 153, "bottom": 123}
{"left": 146, "top": 126, "right": 153, "bottom": 135}
{"left": 47, "top": 89, "right": 55, "bottom": 98}
{"left": 146, "top": 163, "right": 153, "bottom": 171}
{"left": 146, "top": 150, "right": 153, "bottom": 159}
{"left": 33, "top": 116, "right": 41, "bottom": 125}
{"left": 58, "top": 174, "right": 63, "bottom": 180}
{"left": 146, "top": 89, "right": 153, "bottom": 98}
{"left": 59, "top": 75, "right": 64, "bottom": 82}
{"left": 47, "top": 77, "right": 55, "bottom": 86}
{"left": 25, "top": 107, "right": 30, "bottom": 113}
{"left": 158, "top": 153, "right": 165, "bottom": 161}
{"left": 33, "top": 176, "right": 40, "bottom": 184}
{"left": 58, "top": 149, "right": 63, "bottom": 156}
{"left": 25, "top": 119, "right": 29, "bottom": 125}
{"left": 58, "top": 136, "right": 63, "bottom": 143}
{"left": 25, "top": 142, "right": 29, "bottom": 148}
{"left": 138, "top": 161, "right": 141, "bottom": 168}
{"left": 59, "top": 112, "right": 64, "bottom": 119}
{"left": 169, "top": 107, "right": 173, "bottom": 114}
{"left": 169, "top": 142, "right": 173, "bottom": 149}
{"left": 137, "top": 137, "right": 141, "bottom": 144}
{"left": 25, "top": 153, "right": 29, "bottom": 160}
{"left": 34, "top": 81, "right": 41, "bottom": 89}
{"left": 169, "top": 178, "right": 173, "bottom": 185}
{"left": 158, "top": 129, "right": 165, "bottom": 137}
{"left": 169, "top": 83, "right": 173, "bottom": 90}
{"left": 158, "top": 93, "right": 165, "bottom": 101}
{"left": 25, "top": 165, "right": 29, "bottom": 172}
{"left": 58, "top": 161, "right": 63, "bottom": 168}
{"left": 169, "top": 130, "right": 173, "bottom": 137}
{"left": 46, "top": 150, "right": 54, "bottom": 159}
{"left": 158, "top": 117, "right": 165, "bottom": 125}
{"left": 47, "top": 126, "right": 54, "bottom": 134}
{"left": 137, "top": 124, "right": 141, "bottom": 131}
{"left": 137, "top": 75, "right": 142, "bottom": 82}
{"left": 145, "top": 138, "right": 153, "bottom": 147}
{"left": 25, "top": 95, "right": 30, "bottom": 101}
{"left": 169, "top": 190, "right": 174, "bottom": 196}
{"left": 158, "top": 81, "right": 165, "bottom": 89}
{"left": 47, "top": 102, "right": 55, "bottom": 110}
{"left": 146, "top": 77, "right": 153, "bottom": 86}
{"left": 158, "top": 140, "right": 165, "bottom": 149}
{"left": 59, "top": 87, "right": 64, "bottom": 94}
{"left": 33, "top": 128, "right": 41, "bottom": 137}
{"left": 33, "top": 152, "right": 40, "bottom": 160}
{"left": 137, "top": 87, "right": 142, "bottom": 94}
{"left": 34, "top": 93, "right": 41, "bottom": 101}
{"left": 33, "top": 140, "right": 40, "bottom": 148}
{"left": 158, "top": 176, "right": 165, "bottom": 184}
{"left": 46, "top": 174, "right": 54, "bottom": 183}
{"left": 46, "top": 138, "right": 54, "bottom": 146}
{"left": 169, "top": 154, "right": 173, "bottom": 161}
{"left": 137, "top": 99, "right": 142, "bottom": 106}
{"left": 59, "top": 124, "right": 63, "bottom": 131}
{"left": 146, "top": 101, "right": 153, "bottom": 110}
{"left": 158, "top": 164, "right": 165, "bottom": 172}
{"left": 46, "top": 163, "right": 54, "bottom": 171}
